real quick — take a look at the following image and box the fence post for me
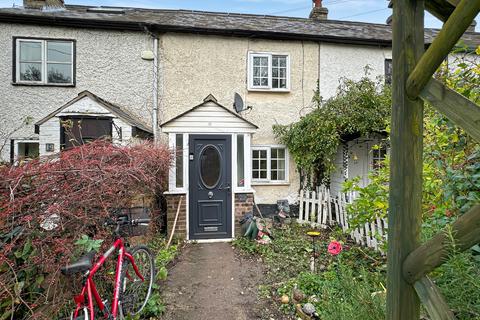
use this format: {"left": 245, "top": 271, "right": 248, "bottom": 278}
{"left": 298, "top": 189, "right": 304, "bottom": 222}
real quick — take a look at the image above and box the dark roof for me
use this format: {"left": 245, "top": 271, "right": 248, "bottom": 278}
{"left": 0, "top": 5, "right": 478, "bottom": 47}
{"left": 35, "top": 90, "right": 152, "bottom": 133}
{"left": 161, "top": 94, "right": 258, "bottom": 129}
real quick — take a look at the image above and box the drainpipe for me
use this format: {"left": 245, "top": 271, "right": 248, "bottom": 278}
{"left": 152, "top": 35, "right": 159, "bottom": 144}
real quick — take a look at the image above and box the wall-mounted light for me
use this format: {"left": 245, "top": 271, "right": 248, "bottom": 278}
{"left": 46, "top": 143, "right": 54, "bottom": 152}
{"left": 141, "top": 50, "right": 154, "bottom": 61}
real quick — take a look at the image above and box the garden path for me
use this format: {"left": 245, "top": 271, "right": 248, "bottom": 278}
{"left": 162, "top": 242, "right": 284, "bottom": 320}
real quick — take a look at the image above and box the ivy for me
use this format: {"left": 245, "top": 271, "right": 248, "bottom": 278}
{"left": 273, "top": 68, "right": 391, "bottom": 187}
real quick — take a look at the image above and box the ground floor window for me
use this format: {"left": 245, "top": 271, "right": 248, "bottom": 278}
{"left": 175, "top": 134, "right": 184, "bottom": 188}
{"left": 372, "top": 144, "right": 388, "bottom": 170}
{"left": 252, "top": 146, "right": 288, "bottom": 183}
{"left": 237, "top": 135, "right": 245, "bottom": 187}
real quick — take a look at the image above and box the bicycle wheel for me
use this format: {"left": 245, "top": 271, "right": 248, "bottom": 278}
{"left": 119, "top": 245, "right": 154, "bottom": 318}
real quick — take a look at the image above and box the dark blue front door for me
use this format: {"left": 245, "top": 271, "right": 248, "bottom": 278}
{"left": 189, "top": 135, "right": 232, "bottom": 239}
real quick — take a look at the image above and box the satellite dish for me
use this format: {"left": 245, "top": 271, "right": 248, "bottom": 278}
{"left": 233, "top": 93, "right": 245, "bottom": 113}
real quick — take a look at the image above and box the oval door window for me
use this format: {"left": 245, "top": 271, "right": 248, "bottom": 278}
{"left": 200, "top": 145, "right": 221, "bottom": 188}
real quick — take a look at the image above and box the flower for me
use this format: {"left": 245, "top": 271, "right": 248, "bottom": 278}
{"left": 327, "top": 240, "right": 343, "bottom": 255}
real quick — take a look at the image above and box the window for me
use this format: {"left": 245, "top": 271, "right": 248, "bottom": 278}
{"left": 252, "top": 146, "right": 288, "bottom": 183}
{"left": 252, "top": 148, "right": 268, "bottom": 180}
{"left": 372, "top": 145, "right": 387, "bottom": 170}
{"left": 237, "top": 135, "right": 245, "bottom": 187}
{"left": 385, "top": 59, "right": 392, "bottom": 85}
{"left": 175, "top": 134, "right": 184, "bottom": 188}
{"left": 248, "top": 52, "right": 290, "bottom": 91}
{"left": 15, "top": 38, "right": 74, "bottom": 85}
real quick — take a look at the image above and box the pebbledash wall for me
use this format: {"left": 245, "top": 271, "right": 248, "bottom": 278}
{"left": 0, "top": 23, "right": 155, "bottom": 161}
{"left": 159, "top": 33, "right": 392, "bottom": 205}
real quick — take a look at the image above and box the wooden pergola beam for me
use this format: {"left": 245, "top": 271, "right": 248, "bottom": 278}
{"left": 420, "top": 78, "right": 480, "bottom": 142}
{"left": 387, "top": 0, "right": 424, "bottom": 319}
{"left": 425, "top": 0, "right": 458, "bottom": 22}
{"left": 406, "top": 0, "right": 480, "bottom": 99}
{"left": 414, "top": 276, "right": 455, "bottom": 320}
{"left": 403, "top": 205, "right": 480, "bottom": 284}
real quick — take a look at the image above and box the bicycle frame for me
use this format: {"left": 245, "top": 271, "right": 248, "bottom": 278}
{"left": 72, "top": 238, "right": 144, "bottom": 320}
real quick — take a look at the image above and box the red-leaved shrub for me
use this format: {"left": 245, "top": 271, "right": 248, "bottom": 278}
{"left": 0, "top": 140, "right": 171, "bottom": 319}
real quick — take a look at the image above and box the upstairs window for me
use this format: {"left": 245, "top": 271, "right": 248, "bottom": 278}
{"left": 248, "top": 52, "right": 290, "bottom": 91}
{"left": 14, "top": 38, "right": 75, "bottom": 85}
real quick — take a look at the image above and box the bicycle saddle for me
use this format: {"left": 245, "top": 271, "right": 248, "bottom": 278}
{"left": 61, "top": 251, "right": 96, "bottom": 275}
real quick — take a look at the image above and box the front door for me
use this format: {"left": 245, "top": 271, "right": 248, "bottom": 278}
{"left": 189, "top": 135, "right": 232, "bottom": 239}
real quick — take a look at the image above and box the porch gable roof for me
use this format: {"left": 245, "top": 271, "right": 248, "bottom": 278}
{"left": 161, "top": 94, "right": 258, "bottom": 133}
{"left": 34, "top": 90, "right": 152, "bottom": 134}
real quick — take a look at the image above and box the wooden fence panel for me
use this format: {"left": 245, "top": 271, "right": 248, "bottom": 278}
{"left": 297, "top": 185, "right": 387, "bottom": 254}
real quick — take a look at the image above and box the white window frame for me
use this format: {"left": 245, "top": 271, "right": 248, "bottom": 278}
{"left": 247, "top": 52, "right": 290, "bottom": 92}
{"left": 15, "top": 38, "right": 74, "bottom": 86}
{"left": 251, "top": 145, "right": 289, "bottom": 184}
{"left": 168, "top": 133, "right": 188, "bottom": 193}
{"left": 233, "top": 133, "right": 252, "bottom": 192}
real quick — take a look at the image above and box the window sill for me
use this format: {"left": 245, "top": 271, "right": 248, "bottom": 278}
{"left": 252, "top": 181, "right": 290, "bottom": 186}
{"left": 164, "top": 190, "right": 187, "bottom": 195}
{"left": 233, "top": 188, "right": 256, "bottom": 194}
{"left": 247, "top": 88, "right": 290, "bottom": 93}
{"left": 12, "top": 82, "right": 75, "bottom": 87}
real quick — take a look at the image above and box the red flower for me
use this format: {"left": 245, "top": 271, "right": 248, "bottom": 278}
{"left": 328, "top": 241, "right": 343, "bottom": 255}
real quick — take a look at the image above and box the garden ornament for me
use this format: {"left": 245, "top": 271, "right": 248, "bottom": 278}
{"left": 307, "top": 230, "right": 321, "bottom": 272}
{"left": 302, "top": 303, "right": 316, "bottom": 315}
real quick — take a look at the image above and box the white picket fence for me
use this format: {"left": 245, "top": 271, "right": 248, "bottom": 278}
{"left": 298, "top": 186, "right": 388, "bottom": 254}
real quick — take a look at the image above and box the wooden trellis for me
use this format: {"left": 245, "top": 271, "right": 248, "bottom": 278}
{"left": 388, "top": 0, "right": 480, "bottom": 319}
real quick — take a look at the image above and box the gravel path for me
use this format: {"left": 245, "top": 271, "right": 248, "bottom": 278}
{"left": 162, "top": 242, "right": 285, "bottom": 320}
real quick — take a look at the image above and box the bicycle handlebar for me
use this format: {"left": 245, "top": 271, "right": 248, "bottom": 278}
{"left": 104, "top": 217, "right": 151, "bottom": 227}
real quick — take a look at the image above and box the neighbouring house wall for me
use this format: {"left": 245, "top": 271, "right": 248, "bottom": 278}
{"left": 0, "top": 23, "right": 155, "bottom": 161}
{"left": 160, "top": 32, "right": 392, "bottom": 204}
{"left": 319, "top": 43, "right": 392, "bottom": 100}
{"left": 39, "top": 117, "right": 61, "bottom": 157}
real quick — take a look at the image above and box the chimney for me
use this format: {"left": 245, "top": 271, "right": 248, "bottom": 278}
{"left": 23, "top": 0, "right": 64, "bottom": 10}
{"left": 467, "top": 20, "right": 477, "bottom": 32}
{"left": 309, "top": 0, "right": 328, "bottom": 21}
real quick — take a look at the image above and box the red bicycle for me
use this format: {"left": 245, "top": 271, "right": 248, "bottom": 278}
{"left": 61, "top": 212, "right": 155, "bottom": 320}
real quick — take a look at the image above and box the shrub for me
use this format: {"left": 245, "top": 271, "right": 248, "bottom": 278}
{"left": 0, "top": 140, "right": 171, "bottom": 319}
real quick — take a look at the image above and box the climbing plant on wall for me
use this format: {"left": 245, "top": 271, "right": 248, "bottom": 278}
{"left": 273, "top": 68, "right": 392, "bottom": 187}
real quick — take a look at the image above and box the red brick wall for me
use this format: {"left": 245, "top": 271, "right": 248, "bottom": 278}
{"left": 166, "top": 193, "right": 187, "bottom": 240}
{"left": 166, "top": 193, "right": 254, "bottom": 239}
{"left": 234, "top": 192, "right": 254, "bottom": 237}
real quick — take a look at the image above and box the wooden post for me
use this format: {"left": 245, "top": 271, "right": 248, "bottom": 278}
{"left": 407, "top": 0, "right": 480, "bottom": 99}
{"left": 387, "top": 0, "right": 425, "bottom": 319}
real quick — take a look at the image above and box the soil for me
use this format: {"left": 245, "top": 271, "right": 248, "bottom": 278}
{"left": 162, "top": 242, "right": 290, "bottom": 320}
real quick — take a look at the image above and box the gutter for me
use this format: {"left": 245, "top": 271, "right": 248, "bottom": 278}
{"left": 152, "top": 34, "right": 159, "bottom": 144}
